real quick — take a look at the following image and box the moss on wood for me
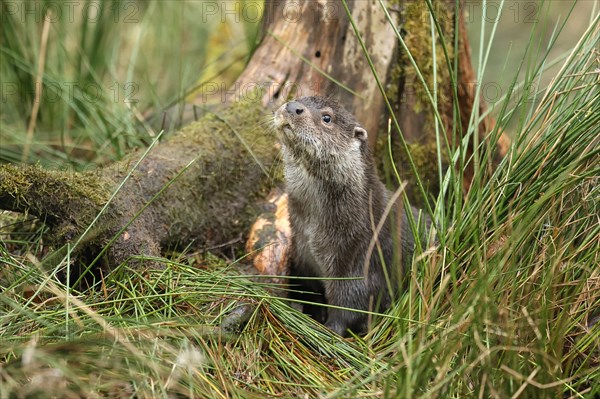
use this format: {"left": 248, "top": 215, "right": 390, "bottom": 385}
{"left": 0, "top": 99, "right": 279, "bottom": 274}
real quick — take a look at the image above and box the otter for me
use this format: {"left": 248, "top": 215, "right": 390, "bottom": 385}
{"left": 273, "top": 96, "right": 428, "bottom": 337}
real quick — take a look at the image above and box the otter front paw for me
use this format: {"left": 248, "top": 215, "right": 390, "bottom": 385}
{"left": 325, "top": 319, "right": 349, "bottom": 337}
{"left": 325, "top": 308, "right": 368, "bottom": 337}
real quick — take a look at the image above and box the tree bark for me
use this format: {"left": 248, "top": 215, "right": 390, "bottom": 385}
{"left": 0, "top": 0, "right": 507, "bottom": 273}
{"left": 383, "top": 2, "right": 510, "bottom": 200}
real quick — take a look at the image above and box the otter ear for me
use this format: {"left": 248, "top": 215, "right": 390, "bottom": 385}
{"left": 353, "top": 126, "right": 368, "bottom": 141}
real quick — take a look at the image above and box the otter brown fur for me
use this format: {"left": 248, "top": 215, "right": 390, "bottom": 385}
{"left": 273, "top": 96, "right": 425, "bottom": 337}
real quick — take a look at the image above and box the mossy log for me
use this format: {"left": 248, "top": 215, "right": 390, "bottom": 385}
{"left": 0, "top": 101, "right": 277, "bottom": 272}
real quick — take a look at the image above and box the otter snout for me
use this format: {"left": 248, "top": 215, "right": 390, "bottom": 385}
{"left": 285, "top": 101, "right": 305, "bottom": 115}
{"left": 274, "top": 101, "right": 307, "bottom": 136}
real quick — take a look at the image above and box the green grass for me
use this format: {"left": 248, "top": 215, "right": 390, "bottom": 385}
{"left": 1, "top": 1, "right": 599, "bottom": 398}
{"left": 0, "top": 1, "right": 258, "bottom": 166}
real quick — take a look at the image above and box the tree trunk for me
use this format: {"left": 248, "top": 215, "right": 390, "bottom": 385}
{"left": 234, "top": 0, "right": 398, "bottom": 148}
{"left": 383, "top": 2, "right": 509, "bottom": 200}
{"left": 0, "top": 0, "right": 507, "bottom": 274}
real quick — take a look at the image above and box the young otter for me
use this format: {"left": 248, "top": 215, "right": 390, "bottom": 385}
{"left": 273, "top": 96, "right": 425, "bottom": 337}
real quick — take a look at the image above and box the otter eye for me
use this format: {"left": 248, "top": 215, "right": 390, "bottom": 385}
{"left": 322, "top": 114, "right": 332, "bottom": 123}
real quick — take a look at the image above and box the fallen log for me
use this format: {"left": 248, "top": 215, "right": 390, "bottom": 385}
{"left": 0, "top": 101, "right": 277, "bottom": 275}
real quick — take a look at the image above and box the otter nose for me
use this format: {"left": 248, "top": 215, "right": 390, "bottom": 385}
{"left": 285, "top": 101, "right": 305, "bottom": 115}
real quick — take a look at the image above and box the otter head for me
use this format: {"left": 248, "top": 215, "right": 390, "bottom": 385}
{"left": 273, "top": 97, "right": 369, "bottom": 181}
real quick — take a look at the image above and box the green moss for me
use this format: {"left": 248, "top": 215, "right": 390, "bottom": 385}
{"left": 0, "top": 163, "right": 113, "bottom": 245}
{"left": 0, "top": 164, "right": 109, "bottom": 208}
{"left": 379, "top": 139, "right": 447, "bottom": 207}
{"left": 0, "top": 165, "right": 33, "bottom": 206}
{"left": 379, "top": 1, "right": 456, "bottom": 204}
{"left": 401, "top": 1, "right": 454, "bottom": 128}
